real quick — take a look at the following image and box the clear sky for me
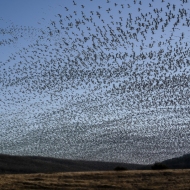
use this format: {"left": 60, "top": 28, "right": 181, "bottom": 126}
{"left": 0, "top": 0, "right": 190, "bottom": 164}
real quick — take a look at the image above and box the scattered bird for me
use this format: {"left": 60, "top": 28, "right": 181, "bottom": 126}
{"left": 0, "top": 0, "right": 190, "bottom": 164}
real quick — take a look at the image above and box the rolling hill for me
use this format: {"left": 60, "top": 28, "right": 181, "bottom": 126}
{"left": 0, "top": 154, "right": 143, "bottom": 174}
{"left": 0, "top": 153, "right": 190, "bottom": 174}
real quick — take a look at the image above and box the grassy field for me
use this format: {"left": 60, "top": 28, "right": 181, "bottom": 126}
{"left": 0, "top": 169, "right": 190, "bottom": 190}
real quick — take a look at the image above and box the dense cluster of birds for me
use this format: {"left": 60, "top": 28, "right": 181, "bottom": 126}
{"left": 0, "top": 0, "right": 190, "bottom": 164}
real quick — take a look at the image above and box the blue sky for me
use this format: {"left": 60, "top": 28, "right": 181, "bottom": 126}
{"left": 0, "top": 0, "right": 190, "bottom": 164}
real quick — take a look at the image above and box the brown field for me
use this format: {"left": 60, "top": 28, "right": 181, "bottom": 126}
{"left": 0, "top": 169, "right": 190, "bottom": 190}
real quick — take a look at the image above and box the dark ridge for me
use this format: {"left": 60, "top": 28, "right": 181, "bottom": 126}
{"left": 161, "top": 154, "right": 190, "bottom": 169}
{"left": 139, "top": 153, "right": 190, "bottom": 170}
{"left": 0, "top": 154, "right": 144, "bottom": 174}
{"left": 1, "top": 153, "right": 189, "bottom": 174}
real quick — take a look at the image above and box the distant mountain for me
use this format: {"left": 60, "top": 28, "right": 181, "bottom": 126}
{"left": 161, "top": 154, "right": 190, "bottom": 169}
{"left": 0, "top": 154, "right": 144, "bottom": 174}
{"left": 1, "top": 153, "right": 189, "bottom": 174}
{"left": 139, "top": 153, "right": 190, "bottom": 170}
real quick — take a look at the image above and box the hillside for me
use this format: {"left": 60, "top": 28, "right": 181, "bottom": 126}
{"left": 162, "top": 153, "right": 190, "bottom": 169}
{"left": 139, "top": 153, "right": 190, "bottom": 170}
{"left": 0, "top": 153, "right": 190, "bottom": 174}
{"left": 0, "top": 154, "right": 143, "bottom": 174}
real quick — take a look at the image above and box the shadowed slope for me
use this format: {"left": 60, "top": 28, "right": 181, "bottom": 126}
{"left": 0, "top": 154, "right": 143, "bottom": 174}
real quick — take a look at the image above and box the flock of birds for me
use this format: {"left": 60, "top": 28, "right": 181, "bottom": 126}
{"left": 0, "top": 0, "right": 190, "bottom": 164}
